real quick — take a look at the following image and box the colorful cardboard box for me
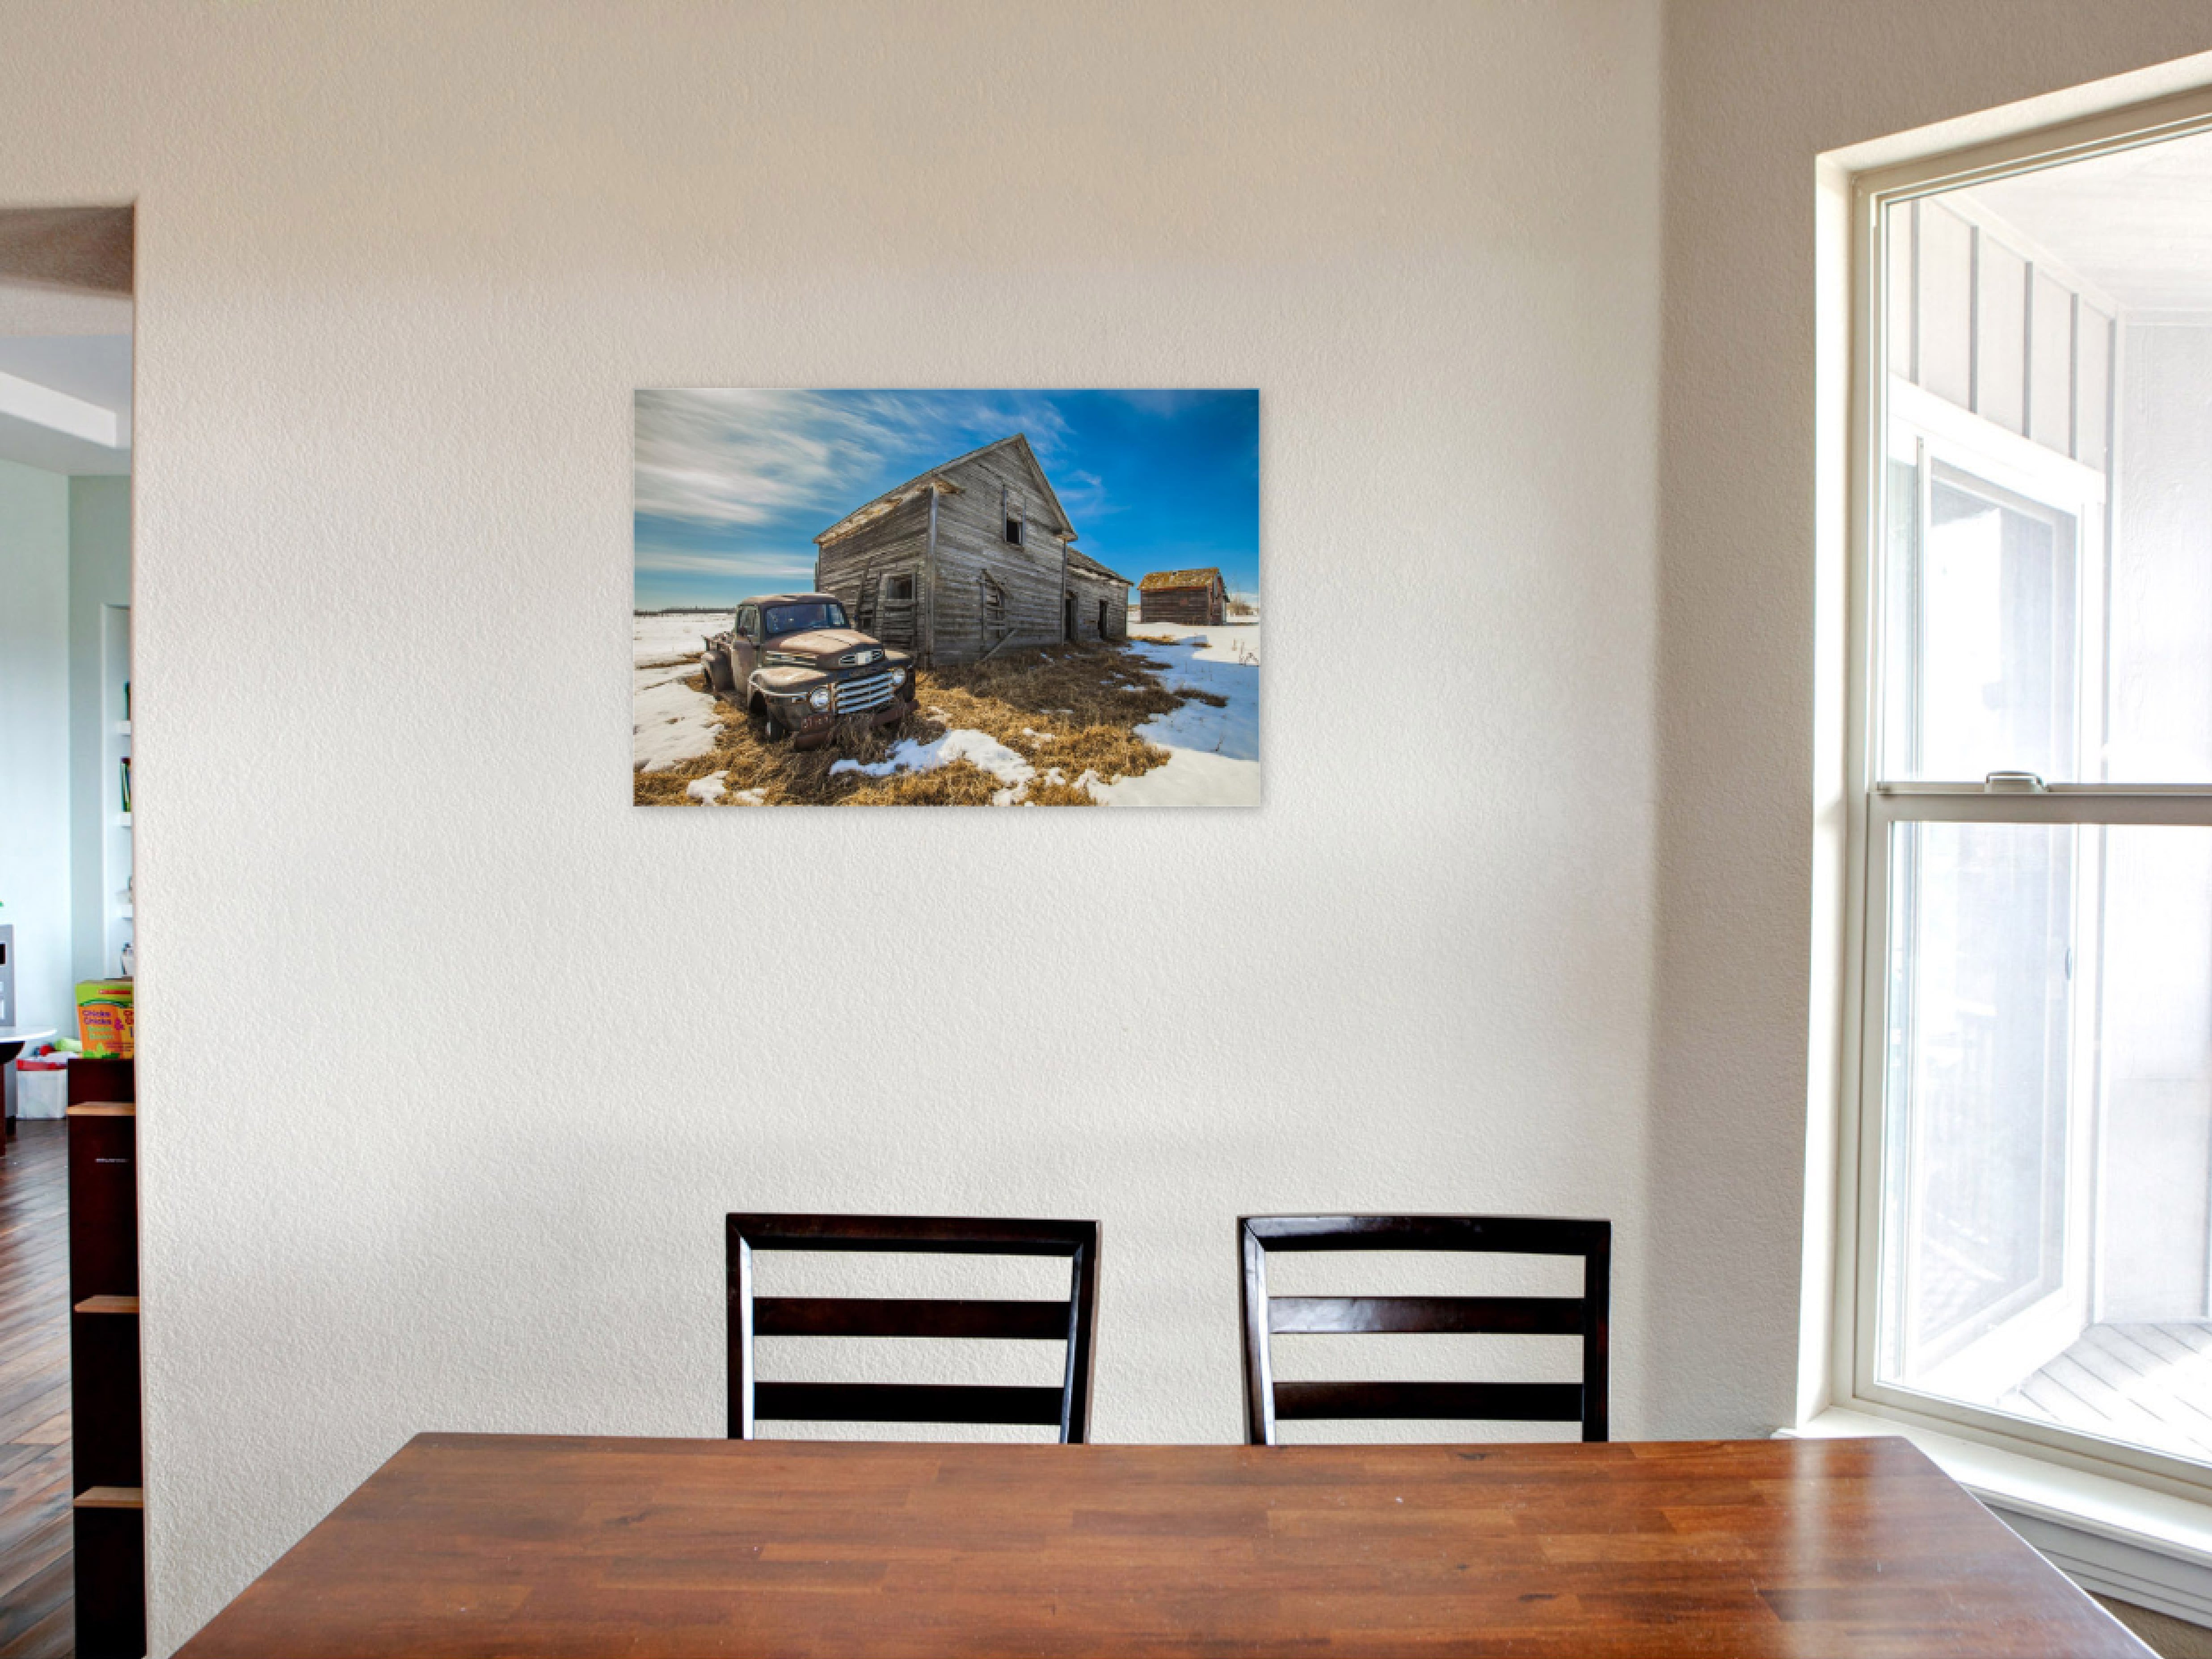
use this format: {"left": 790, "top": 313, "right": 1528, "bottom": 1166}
{"left": 75, "top": 978, "right": 135, "bottom": 1060}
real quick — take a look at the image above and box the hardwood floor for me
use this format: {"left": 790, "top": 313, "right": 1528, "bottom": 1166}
{"left": 0, "top": 1121, "right": 73, "bottom": 1658}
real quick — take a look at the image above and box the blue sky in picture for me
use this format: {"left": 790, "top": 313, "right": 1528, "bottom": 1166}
{"left": 633, "top": 389, "right": 1259, "bottom": 613}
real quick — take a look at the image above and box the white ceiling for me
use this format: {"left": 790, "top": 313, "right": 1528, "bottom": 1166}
{"left": 0, "top": 333, "right": 131, "bottom": 411}
{"left": 0, "top": 279, "right": 130, "bottom": 475}
{"left": 1968, "top": 128, "right": 2212, "bottom": 318}
{"left": 0, "top": 279, "right": 129, "bottom": 337}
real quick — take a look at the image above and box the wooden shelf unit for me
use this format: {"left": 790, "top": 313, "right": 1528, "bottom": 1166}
{"left": 68, "top": 1055, "right": 145, "bottom": 1658}
{"left": 74, "top": 1486, "right": 144, "bottom": 1509}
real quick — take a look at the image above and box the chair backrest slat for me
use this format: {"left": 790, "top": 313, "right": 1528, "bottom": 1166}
{"left": 729, "top": 1213, "right": 1100, "bottom": 1443}
{"left": 754, "top": 1296, "right": 1073, "bottom": 1341}
{"left": 1239, "top": 1214, "right": 1610, "bottom": 1446}
{"left": 753, "top": 1382, "right": 1069, "bottom": 1427}
{"left": 1268, "top": 1294, "right": 1587, "bottom": 1336}
{"left": 1272, "top": 1380, "right": 1586, "bottom": 1423}
{"left": 740, "top": 1213, "right": 1094, "bottom": 1255}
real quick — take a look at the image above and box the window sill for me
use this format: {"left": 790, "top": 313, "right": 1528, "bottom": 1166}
{"left": 1785, "top": 1407, "right": 2212, "bottom": 1627}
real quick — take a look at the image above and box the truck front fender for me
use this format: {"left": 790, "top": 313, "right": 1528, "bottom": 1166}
{"left": 750, "top": 666, "right": 829, "bottom": 697}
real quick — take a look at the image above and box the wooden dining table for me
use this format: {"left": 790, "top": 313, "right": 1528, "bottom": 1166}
{"left": 174, "top": 1431, "right": 2151, "bottom": 1657}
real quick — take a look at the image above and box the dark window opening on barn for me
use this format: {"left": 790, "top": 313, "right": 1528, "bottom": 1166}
{"left": 1002, "top": 483, "right": 1024, "bottom": 546}
{"left": 884, "top": 574, "right": 914, "bottom": 601}
{"left": 1098, "top": 599, "right": 1108, "bottom": 637}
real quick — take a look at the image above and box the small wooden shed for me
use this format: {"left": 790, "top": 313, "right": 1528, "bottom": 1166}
{"left": 1138, "top": 567, "right": 1227, "bottom": 626}
{"left": 813, "top": 434, "right": 1129, "bottom": 666}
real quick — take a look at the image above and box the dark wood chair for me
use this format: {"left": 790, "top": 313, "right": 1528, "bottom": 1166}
{"left": 1238, "top": 1214, "right": 1609, "bottom": 1446}
{"left": 727, "top": 1214, "right": 1101, "bottom": 1442}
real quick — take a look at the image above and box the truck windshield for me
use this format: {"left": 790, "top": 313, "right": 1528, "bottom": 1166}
{"left": 764, "top": 602, "right": 847, "bottom": 635}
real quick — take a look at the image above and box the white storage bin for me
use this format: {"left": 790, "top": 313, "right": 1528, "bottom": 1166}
{"left": 17, "top": 1060, "right": 67, "bottom": 1119}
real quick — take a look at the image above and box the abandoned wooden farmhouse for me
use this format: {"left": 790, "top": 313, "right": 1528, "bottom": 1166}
{"left": 1138, "top": 567, "right": 1228, "bottom": 625}
{"left": 812, "top": 434, "right": 1129, "bottom": 666}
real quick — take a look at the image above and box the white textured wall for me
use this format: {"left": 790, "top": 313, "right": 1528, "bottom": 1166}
{"left": 0, "top": 456, "right": 72, "bottom": 1034}
{"left": 12, "top": 0, "right": 2212, "bottom": 1648}
{"left": 0, "top": 5, "right": 1663, "bottom": 1650}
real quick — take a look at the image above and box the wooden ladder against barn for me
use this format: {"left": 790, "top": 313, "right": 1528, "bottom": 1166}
{"left": 975, "top": 568, "right": 1015, "bottom": 660}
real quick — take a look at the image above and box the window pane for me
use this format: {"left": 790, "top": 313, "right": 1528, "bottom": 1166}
{"left": 1881, "top": 131, "right": 2212, "bottom": 783}
{"left": 1879, "top": 821, "right": 2073, "bottom": 1386}
{"left": 1917, "top": 202, "right": 1974, "bottom": 409}
{"left": 2102, "top": 824, "right": 2212, "bottom": 1257}
{"left": 2027, "top": 272, "right": 2073, "bottom": 452}
{"left": 1879, "top": 820, "right": 2212, "bottom": 1469}
{"left": 2109, "top": 322, "right": 2212, "bottom": 780}
{"left": 1880, "top": 464, "right": 2077, "bottom": 781}
{"left": 1976, "top": 236, "right": 2028, "bottom": 435}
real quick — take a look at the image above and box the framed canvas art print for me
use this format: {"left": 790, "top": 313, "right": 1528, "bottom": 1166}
{"left": 633, "top": 390, "right": 1258, "bottom": 807}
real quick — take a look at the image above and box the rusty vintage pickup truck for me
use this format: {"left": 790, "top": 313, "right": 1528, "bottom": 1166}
{"left": 700, "top": 593, "right": 916, "bottom": 748}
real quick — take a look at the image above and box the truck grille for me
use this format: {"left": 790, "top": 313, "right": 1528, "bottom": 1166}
{"left": 836, "top": 671, "right": 896, "bottom": 714}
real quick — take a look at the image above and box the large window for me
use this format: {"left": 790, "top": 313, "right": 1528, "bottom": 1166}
{"left": 1850, "top": 108, "right": 2212, "bottom": 1489}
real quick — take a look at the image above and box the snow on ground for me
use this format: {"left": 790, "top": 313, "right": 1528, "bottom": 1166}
{"left": 633, "top": 607, "right": 1259, "bottom": 804}
{"left": 1096, "top": 619, "right": 1261, "bottom": 806}
{"left": 635, "top": 608, "right": 726, "bottom": 665}
{"left": 686, "top": 772, "right": 768, "bottom": 806}
{"left": 633, "top": 612, "right": 727, "bottom": 771}
{"left": 832, "top": 728, "right": 1036, "bottom": 804}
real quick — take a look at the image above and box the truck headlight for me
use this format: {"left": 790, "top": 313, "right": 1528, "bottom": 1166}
{"left": 889, "top": 667, "right": 907, "bottom": 687}
{"left": 808, "top": 686, "right": 832, "bottom": 711}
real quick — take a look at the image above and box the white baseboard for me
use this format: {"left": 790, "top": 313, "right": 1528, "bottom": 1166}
{"left": 1992, "top": 1499, "right": 2212, "bottom": 1625}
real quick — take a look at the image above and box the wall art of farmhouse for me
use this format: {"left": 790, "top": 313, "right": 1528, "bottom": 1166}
{"left": 634, "top": 390, "right": 1259, "bottom": 807}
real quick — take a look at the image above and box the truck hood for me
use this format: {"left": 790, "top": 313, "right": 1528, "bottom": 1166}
{"left": 769, "top": 628, "right": 882, "bottom": 660}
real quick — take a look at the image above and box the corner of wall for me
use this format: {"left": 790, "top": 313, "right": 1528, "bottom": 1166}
{"left": 1801, "top": 154, "right": 1858, "bottom": 1428}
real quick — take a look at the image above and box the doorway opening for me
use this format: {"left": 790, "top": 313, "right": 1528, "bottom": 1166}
{"left": 0, "top": 203, "right": 136, "bottom": 1659}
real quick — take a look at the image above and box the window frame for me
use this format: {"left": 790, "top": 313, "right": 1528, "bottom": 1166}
{"left": 1838, "top": 85, "right": 2212, "bottom": 1503}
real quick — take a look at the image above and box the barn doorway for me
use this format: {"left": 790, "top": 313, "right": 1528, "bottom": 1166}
{"left": 1097, "top": 598, "right": 1108, "bottom": 638}
{"left": 876, "top": 570, "right": 916, "bottom": 649}
{"left": 1063, "top": 592, "right": 1074, "bottom": 642}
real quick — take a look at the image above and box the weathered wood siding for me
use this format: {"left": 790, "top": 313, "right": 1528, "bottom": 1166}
{"left": 930, "top": 448, "right": 1072, "bottom": 663}
{"left": 816, "top": 494, "right": 930, "bottom": 650}
{"left": 1066, "top": 566, "right": 1127, "bottom": 643}
{"left": 1139, "top": 581, "right": 1223, "bottom": 625}
{"left": 815, "top": 442, "right": 1130, "bottom": 663}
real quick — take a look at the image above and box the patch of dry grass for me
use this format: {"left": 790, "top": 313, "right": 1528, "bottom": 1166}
{"left": 633, "top": 642, "right": 1213, "bottom": 807}
{"left": 1020, "top": 776, "right": 1103, "bottom": 806}
{"left": 840, "top": 761, "right": 1010, "bottom": 806}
